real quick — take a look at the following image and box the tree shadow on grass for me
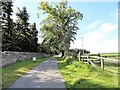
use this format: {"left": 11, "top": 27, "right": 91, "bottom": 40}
{"left": 66, "top": 78, "right": 119, "bottom": 90}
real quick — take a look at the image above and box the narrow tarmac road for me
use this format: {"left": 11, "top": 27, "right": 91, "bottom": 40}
{"left": 9, "top": 57, "right": 66, "bottom": 89}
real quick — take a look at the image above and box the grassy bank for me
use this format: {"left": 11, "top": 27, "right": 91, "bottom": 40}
{"left": 58, "top": 57, "right": 119, "bottom": 89}
{"left": 1, "top": 57, "right": 50, "bottom": 88}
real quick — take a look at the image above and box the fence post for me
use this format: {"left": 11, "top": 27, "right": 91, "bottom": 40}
{"left": 87, "top": 54, "right": 89, "bottom": 64}
{"left": 100, "top": 57, "right": 104, "bottom": 70}
{"left": 98, "top": 53, "right": 101, "bottom": 64}
{"left": 79, "top": 51, "right": 81, "bottom": 62}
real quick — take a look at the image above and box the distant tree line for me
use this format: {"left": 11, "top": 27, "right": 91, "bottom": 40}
{"left": 1, "top": 1, "right": 39, "bottom": 52}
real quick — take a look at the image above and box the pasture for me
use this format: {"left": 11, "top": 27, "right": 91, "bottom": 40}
{"left": 58, "top": 56, "right": 119, "bottom": 89}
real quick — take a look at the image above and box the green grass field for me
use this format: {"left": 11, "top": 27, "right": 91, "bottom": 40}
{"left": 92, "top": 52, "right": 120, "bottom": 57}
{"left": 1, "top": 57, "right": 50, "bottom": 88}
{"left": 58, "top": 57, "right": 119, "bottom": 89}
{"left": 101, "top": 53, "right": 120, "bottom": 59}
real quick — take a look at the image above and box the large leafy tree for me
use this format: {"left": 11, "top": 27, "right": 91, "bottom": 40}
{"left": 1, "top": 1, "right": 16, "bottom": 51}
{"left": 39, "top": 1, "right": 83, "bottom": 57}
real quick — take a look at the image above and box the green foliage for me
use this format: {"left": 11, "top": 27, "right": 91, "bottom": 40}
{"left": 1, "top": 2, "right": 16, "bottom": 51}
{"left": 64, "top": 50, "right": 71, "bottom": 56}
{"left": 65, "top": 57, "right": 73, "bottom": 65}
{"left": 1, "top": 57, "right": 50, "bottom": 88}
{"left": 38, "top": 1, "right": 83, "bottom": 56}
{"left": 39, "top": 44, "right": 52, "bottom": 54}
{"left": 15, "top": 7, "right": 31, "bottom": 52}
{"left": 58, "top": 58, "right": 119, "bottom": 89}
{"left": 1, "top": 1, "right": 39, "bottom": 52}
{"left": 29, "top": 23, "right": 39, "bottom": 52}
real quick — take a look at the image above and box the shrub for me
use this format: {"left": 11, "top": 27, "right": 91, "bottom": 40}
{"left": 65, "top": 57, "right": 73, "bottom": 65}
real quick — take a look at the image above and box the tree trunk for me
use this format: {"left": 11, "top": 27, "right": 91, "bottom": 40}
{"left": 61, "top": 50, "right": 64, "bottom": 58}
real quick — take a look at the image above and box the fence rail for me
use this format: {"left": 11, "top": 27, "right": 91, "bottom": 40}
{"left": 78, "top": 54, "right": 119, "bottom": 70}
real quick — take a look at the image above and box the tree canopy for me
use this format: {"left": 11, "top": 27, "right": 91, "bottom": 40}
{"left": 1, "top": 1, "right": 39, "bottom": 52}
{"left": 39, "top": 1, "right": 83, "bottom": 57}
{"left": 1, "top": 0, "right": 83, "bottom": 55}
{"left": 1, "top": 2, "right": 15, "bottom": 51}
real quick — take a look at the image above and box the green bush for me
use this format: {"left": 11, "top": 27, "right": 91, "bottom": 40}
{"left": 65, "top": 57, "right": 73, "bottom": 65}
{"left": 72, "top": 61, "right": 82, "bottom": 68}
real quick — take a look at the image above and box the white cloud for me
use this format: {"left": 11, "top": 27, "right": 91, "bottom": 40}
{"left": 100, "top": 23, "right": 117, "bottom": 33}
{"left": 115, "top": 9, "right": 118, "bottom": 19}
{"left": 92, "top": 39, "right": 118, "bottom": 53}
{"left": 84, "top": 22, "right": 117, "bottom": 45}
{"left": 88, "top": 20, "right": 100, "bottom": 29}
{"left": 70, "top": 22, "right": 118, "bottom": 53}
{"left": 110, "top": 9, "right": 118, "bottom": 21}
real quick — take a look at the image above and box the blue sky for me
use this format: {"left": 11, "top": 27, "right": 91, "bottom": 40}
{"left": 12, "top": 0, "right": 119, "bottom": 53}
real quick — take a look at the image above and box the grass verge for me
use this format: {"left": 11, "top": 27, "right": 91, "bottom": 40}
{"left": 1, "top": 56, "right": 51, "bottom": 88}
{"left": 58, "top": 57, "right": 119, "bottom": 89}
